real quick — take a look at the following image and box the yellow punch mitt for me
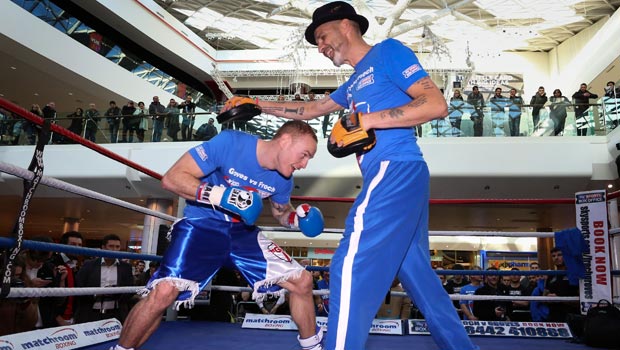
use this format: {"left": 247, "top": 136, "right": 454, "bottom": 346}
{"left": 328, "top": 112, "right": 376, "bottom": 158}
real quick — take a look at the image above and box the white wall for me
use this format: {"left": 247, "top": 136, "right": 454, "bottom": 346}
{"left": 1, "top": 1, "right": 181, "bottom": 106}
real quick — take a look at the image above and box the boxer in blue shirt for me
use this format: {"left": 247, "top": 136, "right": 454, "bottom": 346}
{"left": 111, "top": 120, "right": 325, "bottom": 350}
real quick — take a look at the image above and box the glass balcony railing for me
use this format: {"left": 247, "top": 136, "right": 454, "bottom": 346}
{"left": 2, "top": 96, "right": 618, "bottom": 146}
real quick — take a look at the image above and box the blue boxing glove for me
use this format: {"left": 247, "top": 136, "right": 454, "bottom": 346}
{"left": 288, "top": 204, "right": 324, "bottom": 237}
{"left": 196, "top": 183, "right": 262, "bottom": 225}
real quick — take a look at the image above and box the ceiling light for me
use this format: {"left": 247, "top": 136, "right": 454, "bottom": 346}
{"left": 68, "top": 92, "right": 73, "bottom": 96}
{"left": 10, "top": 66, "right": 16, "bottom": 70}
{"left": 608, "top": 184, "right": 613, "bottom": 189}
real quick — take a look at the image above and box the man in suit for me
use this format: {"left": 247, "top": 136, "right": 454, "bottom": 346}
{"left": 75, "top": 234, "right": 133, "bottom": 323}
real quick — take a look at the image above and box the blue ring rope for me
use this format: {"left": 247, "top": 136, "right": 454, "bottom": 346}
{"left": 2, "top": 237, "right": 618, "bottom": 276}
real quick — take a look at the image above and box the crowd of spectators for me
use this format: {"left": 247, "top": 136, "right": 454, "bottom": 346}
{"left": 0, "top": 95, "right": 217, "bottom": 146}
{"left": 1, "top": 241, "right": 584, "bottom": 336}
{"left": 1, "top": 232, "right": 166, "bottom": 336}
{"left": 2, "top": 81, "right": 617, "bottom": 145}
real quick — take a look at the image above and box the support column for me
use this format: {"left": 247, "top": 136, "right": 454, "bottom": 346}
{"left": 536, "top": 227, "right": 554, "bottom": 270}
{"left": 141, "top": 199, "right": 173, "bottom": 256}
{"left": 63, "top": 217, "right": 81, "bottom": 233}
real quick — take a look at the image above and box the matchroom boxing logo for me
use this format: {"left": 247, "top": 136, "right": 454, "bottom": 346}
{"left": 0, "top": 340, "right": 14, "bottom": 350}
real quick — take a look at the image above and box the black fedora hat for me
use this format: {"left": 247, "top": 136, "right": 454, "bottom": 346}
{"left": 304, "top": 1, "right": 369, "bottom": 45}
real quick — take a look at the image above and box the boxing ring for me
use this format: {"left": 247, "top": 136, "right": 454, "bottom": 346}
{"left": 1, "top": 97, "right": 619, "bottom": 350}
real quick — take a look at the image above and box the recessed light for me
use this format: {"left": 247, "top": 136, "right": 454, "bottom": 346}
{"left": 10, "top": 66, "right": 16, "bottom": 70}
{"left": 34, "top": 93, "right": 39, "bottom": 96}
{"left": 608, "top": 184, "right": 613, "bottom": 189}
{"left": 68, "top": 92, "right": 73, "bottom": 96}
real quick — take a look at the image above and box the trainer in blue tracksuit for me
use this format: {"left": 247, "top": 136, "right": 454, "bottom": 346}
{"left": 299, "top": 2, "right": 480, "bottom": 350}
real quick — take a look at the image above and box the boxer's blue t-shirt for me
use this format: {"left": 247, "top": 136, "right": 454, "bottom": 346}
{"left": 186, "top": 130, "right": 292, "bottom": 221}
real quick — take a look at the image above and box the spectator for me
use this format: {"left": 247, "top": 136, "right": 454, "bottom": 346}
{"left": 473, "top": 267, "right": 509, "bottom": 321}
{"left": 436, "top": 267, "right": 447, "bottom": 287}
{"left": 42, "top": 102, "right": 57, "bottom": 144}
{"left": 46, "top": 231, "right": 83, "bottom": 327}
{"left": 548, "top": 89, "right": 571, "bottom": 136}
{"left": 84, "top": 103, "right": 100, "bottom": 143}
{"left": 315, "top": 269, "right": 330, "bottom": 317}
{"left": 376, "top": 278, "right": 412, "bottom": 319}
{"left": 467, "top": 85, "right": 485, "bottom": 136}
{"left": 490, "top": 87, "right": 504, "bottom": 100}
{"left": 75, "top": 234, "right": 134, "bottom": 323}
{"left": 501, "top": 275, "right": 511, "bottom": 287}
{"left": 293, "top": 93, "right": 303, "bottom": 101}
{"left": 444, "top": 264, "right": 469, "bottom": 311}
{"left": 133, "top": 101, "right": 149, "bottom": 142}
{"left": 42, "top": 102, "right": 56, "bottom": 121}
{"left": 195, "top": 117, "right": 218, "bottom": 141}
{"left": 521, "top": 261, "right": 542, "bottom": 295}
{"left": 257, "top": 293, "right": 287, "bottom": 315}
{"left": 543, "top": 247, "right": 579, "bottom": 322}
{"left": 307, "top": 92, "right": 316, "bottom": 102}
{"left": 459, "top": 266, "right": 482, "bottom": 320}
{"left": 104, "top": 101, "right": 121, "bottom": 143}
{"left": 67, "top": 107, "right": 85, "bottom": 141}
{"left": 120, "top": 101, "right": 137, "bottom": 143}
{"left": 604, "top": 81, "right": 619, "bottom": 98}
{"left": 24, "top": 104, "right": 43, "bottom": 145}
{"left": 166, "top": 99, "right": 180, "bottom": 141}
{"left": 572, "top": 83, "right": 598, "bottom": 136}
{"left": 22, "top": 236, "right": 57, "bottom": 329}
{"left": 450, "top": 89, "right": 464, "bottom": 101}
{"left": 179, "top": 96, "right": 196, "bottom": 141}
{"left": 507, "top": 267, "right": 530, "bottom": 321}
{"left": 149, "top": 96, "right": 166, "bottom": 142}
{"left": 508, "top": 88, "right": 524, "bottom": 136}
{"left": 0, "top": 256, "right": 38, "bottom": 335}
{"left": 133, "top": 260, "right": 146, "bottom": 286}
{"left": 530, "top": 86, "right": 547, "bottom": 129}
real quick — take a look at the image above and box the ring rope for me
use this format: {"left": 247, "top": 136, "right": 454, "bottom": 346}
{"left": 4, "top": 286, "right": 579, "bottom": 303}
{"left": 5, "top": 238, "right": 619, "bottom": 276}
{"left": 0, "top": 238, "right": 582, "bottom": 278}
{"left": 260, "top": 226, "right": 556, "bottom": 238}
{"left": 0, "top": 237, "right": 162, "bottom": 262}
{"left": 0, "top": 161, "right": 176, "bottom": 222}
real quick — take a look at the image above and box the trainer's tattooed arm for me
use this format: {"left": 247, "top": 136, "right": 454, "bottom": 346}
{"left": 270, "top": 199, "right": 296, "bottom": 227}
{"left": 258, "top": 97, "right": 341, "bottom": 121}
{"left": 363, "top": 76, "right": 447, "bottom": 130}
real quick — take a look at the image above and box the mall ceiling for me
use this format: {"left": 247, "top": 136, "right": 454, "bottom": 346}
{"left": 155, "top": 0, "right": 620, "bottom": 53}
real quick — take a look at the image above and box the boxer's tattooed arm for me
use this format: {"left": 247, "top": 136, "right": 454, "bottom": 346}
{"left": 270, "top": 200, "right": 295, "bottom": 227}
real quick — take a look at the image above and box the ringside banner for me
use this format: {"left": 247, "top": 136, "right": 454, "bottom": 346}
{"left": 575, "top": 190, "right": 612, "bottom": 314}
{"left": 242, "top": 314, "right": 403, "bottom": 335}
{"left": 408, "top": 319, "right": 572, "bottom": 338}
{"left": 0, "top": 318, "right": 121, "bottom": 350}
